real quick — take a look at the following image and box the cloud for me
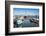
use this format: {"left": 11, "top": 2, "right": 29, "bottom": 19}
{"left": 13, "top": 12, "right": 38, "bottom": 16}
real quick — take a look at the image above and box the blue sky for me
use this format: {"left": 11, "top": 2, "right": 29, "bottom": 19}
{"left": 13, "top": 8, "right": 39, "bottom": 16}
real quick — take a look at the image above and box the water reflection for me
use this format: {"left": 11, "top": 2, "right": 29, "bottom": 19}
{"left": 13, "top": 16, "right": 39, "bottom": 28}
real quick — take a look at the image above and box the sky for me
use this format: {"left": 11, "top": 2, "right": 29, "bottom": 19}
{"left": 13, "top": 8, "right": 39, "bottom": 16}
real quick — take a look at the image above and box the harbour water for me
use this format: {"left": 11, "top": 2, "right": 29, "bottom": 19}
{"left": 14, "top": 17, "right": 39, "bottom": 28}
